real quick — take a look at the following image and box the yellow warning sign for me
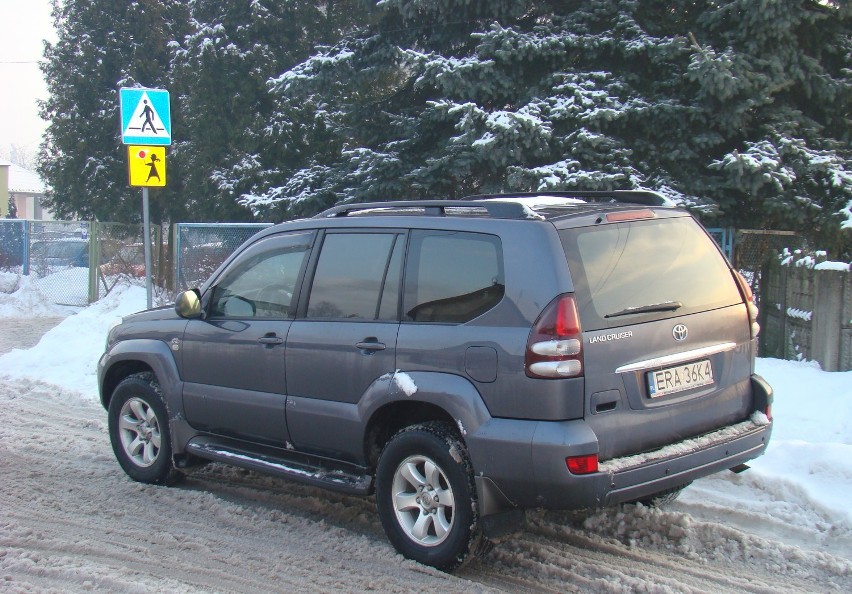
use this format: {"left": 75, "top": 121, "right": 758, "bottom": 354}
{"left": 128, "top": 145, "right": 166, "bottom": 187}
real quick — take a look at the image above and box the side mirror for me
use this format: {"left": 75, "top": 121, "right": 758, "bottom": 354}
{"left": 175, "top": 289, "right": 202, "bottom": 319}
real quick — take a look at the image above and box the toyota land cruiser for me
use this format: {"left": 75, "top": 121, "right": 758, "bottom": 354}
{"left": 99, "top": 191, "right": 773, "bottom": 570}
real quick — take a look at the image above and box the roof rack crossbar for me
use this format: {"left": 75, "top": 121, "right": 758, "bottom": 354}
{"left": 315, "top": 200, "right": 535, "bottom": 220}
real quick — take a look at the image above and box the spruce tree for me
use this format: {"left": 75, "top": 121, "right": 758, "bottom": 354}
{"left": 170, "top": 0, "right": 376, "bottom": 222}
{"left": 38, "top": 0, "right": 190, "bottom": 223}
{"left": 248, "top": 0, "right": 850, "bottom": 256}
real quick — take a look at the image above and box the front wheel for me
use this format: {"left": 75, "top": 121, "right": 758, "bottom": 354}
{"left": 107, "top": 373, "right": 179, "bottom": 485}
{"left": 375, "top": 422, "right": 480, "bottom": 571}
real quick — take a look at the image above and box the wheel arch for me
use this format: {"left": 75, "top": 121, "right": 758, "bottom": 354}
{"left": 361, "top": 371, "right": 492, "bottom": 469}
{"left": 99, "top": 339, "right": 183, "bottom": 413}
{"left": 364, "top": 401, "right": 455, "bottom": 468}
{"left": 101, "top": 360, "right": 155, "bottom": 409}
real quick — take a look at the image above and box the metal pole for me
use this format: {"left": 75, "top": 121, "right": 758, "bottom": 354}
{"left": 22, "top": 221, "right": 30, "bottom": 276}
{"left": 142, "top": 187, "right": 153, "bottom": 310}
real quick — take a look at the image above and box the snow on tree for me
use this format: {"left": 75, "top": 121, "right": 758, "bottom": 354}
{"left": 248, "top": 0, "right": 850, "bottom": 256}
{"left": 38, "top": 0, "right": 191, "bottom": 223}
{"left": 170, "top": 1, "right": 318, "bottom": 221}
{"left": 37, "top": 0, "right": 851, "bottom": 256}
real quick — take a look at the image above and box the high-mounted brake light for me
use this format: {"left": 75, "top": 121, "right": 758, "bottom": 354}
{"left": 605, "top": 209, "right": 656, "bottom": 222}
{"left": 526, "top": 294, "right": 584, "bottom": 379}
{"left": 566, "top": 454, "right": 599, "bottom": 474}
{"left": 733, "top": 270, "right": 760, "bottom": 338}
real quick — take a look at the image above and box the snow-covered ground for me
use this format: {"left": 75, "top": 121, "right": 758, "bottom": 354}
{"left": 0, "top": 281, "right": 850, "bottom": 592}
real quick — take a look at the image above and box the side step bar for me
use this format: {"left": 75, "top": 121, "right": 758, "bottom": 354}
{"left": 184, "top": 438, "right": 373, "bottom": 496}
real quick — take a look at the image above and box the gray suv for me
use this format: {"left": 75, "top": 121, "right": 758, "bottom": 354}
{"left": 99, "top": 191, "right": 772, "bottom": 570}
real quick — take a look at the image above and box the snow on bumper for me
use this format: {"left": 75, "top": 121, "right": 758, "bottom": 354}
{"left": 598, "top": 414, "right": 772, "bottom": 506}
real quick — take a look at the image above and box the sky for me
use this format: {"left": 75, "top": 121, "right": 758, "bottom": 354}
{"left": 0, "top": 0, "right": 56, "bottom": 164}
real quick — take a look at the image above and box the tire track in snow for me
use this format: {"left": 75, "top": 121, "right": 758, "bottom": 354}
{"left": 0, "top": 378, "right": 487, "bottom": 593}
{"left": 1, "top": 375, "right": 850, "bottom": 592}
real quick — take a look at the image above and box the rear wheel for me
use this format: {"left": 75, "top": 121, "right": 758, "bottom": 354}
{"left": 107, "top": 373, "right": 179, "bottom": 485}
{"left": 375, "top": 422, "right": 480, "bottom": 571}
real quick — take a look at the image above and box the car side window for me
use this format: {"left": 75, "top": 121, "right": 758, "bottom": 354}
{"left": 306, "top": 232, "right": 402, "bottom": 320}
{"left": 208, "top": 232, "right": 313, "bottom": 319}
{"left": 404, "top": 230, "right": 504, "bottom": 323}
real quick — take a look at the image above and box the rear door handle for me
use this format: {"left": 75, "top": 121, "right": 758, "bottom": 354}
{"left": 355, "top": 339, "right": 386, "bottom": 352}
{"left": 258, "top": 334, "right": 284, "bottom": 345}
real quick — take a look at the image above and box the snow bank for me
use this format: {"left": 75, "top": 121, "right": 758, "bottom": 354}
{"left": 0, "top": 274, "right": 80, "bottom": 317}
{"left": 673, "top": 357, "right": 852, "bottom": 560}
{"left": 0, "top": 284, "right": 147, "bottom": 398}
{"left": 747, "top": 358, "right": 852, "bottom": 522}
{"left": 0, "top": 270, "right": 20, "bottom": 293}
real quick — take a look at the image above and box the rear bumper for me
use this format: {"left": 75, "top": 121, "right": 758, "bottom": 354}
{"left": 600, "top": 417, "right": 770, "bottom": 506}
{"left": 473, "top": 416, "right": 772, "bottom": 514}
{"left": 469, "top": 374, "right": 773, "bottom": 515}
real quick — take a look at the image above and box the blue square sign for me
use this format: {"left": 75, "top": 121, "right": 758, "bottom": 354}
{"left": 119, "top": 87, "right": 171, "bottom": 145}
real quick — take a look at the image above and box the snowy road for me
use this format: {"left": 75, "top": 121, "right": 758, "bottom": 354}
{"left": 1, "top": 320, "right": 850, "bottom": 592}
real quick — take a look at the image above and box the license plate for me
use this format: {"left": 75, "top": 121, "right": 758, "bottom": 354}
{"left": 647, "top": 360, "right": 714, "bottom": 398}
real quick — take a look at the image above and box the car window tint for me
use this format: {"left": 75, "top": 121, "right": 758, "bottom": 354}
{"left": 404, "top": 231, "right": 504, "bottom": 323}
{"left": 307, "top": 233, "right": 398, "bottom": 320}
{"left": 559, "top": 217, "right": 742, "bottom": 330}
{"left": 209, "top": 232, "right": 312, "bottom": 319}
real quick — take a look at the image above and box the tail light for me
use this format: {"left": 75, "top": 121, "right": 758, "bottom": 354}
{"left": 526, "top": 294, "right": 584, "bottom": 379}
{"left": 733, "top": 270, "right": 760, "bottom": 338}
{"left": 566, "top": 454, "right": 599, "bottom": 474}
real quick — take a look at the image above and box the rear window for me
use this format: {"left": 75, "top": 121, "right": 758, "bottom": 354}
{"left": 559, "top": 216, "right": 741, "bottom": 331}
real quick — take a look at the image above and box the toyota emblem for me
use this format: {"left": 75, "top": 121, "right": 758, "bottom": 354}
{"left": 672, "top": 324, "right": 688, "bottom": 342}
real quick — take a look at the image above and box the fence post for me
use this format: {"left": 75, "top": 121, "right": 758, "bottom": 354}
{"left": 22, "top": 221, "right": 30, "bottom": 276}
{"left": 758, "top": 259, "right": 770, "bottom": 356}
{"left": 779, "top": 263, "right": 789, "bottom": 359}
{"left": 88, "top": 221, "right": 100, "bottom": 304}
{"left": 173, "top": 223, "right": 180, "bottom": 293}
{"left": 811, "top": 270, "right": 845, "bottom": 372}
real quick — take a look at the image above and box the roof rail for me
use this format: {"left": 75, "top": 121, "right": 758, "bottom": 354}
{"left": 314, "top": 200, "right": 538, "bottom": 220}
{"left": 465, "top": 190, "right": 673, "bottom": 207}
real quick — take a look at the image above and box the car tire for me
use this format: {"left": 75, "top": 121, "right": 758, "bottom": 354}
{"left": 108, "top": 372, "right": 180, "bottom": 485}
{"left": 375, "top": 422, "right": 480, "bottom": 571}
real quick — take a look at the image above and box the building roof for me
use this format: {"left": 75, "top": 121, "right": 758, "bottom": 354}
{"left": 1, "top": 160, "right": 46, "bottom": 194}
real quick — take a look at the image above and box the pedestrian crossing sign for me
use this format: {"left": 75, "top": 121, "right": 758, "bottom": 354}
{"left": 128, "top": 146, "right": 167, "bottom": 187}
{"left": 119, "top": 87, "right": 171, "bottom": 145}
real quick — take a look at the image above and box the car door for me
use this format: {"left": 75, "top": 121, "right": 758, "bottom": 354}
{"left": 181, "top": 230, "right": 314, "bottom": 447}
{"left": 285, "top": 230, "right": 404, "bottom": 460}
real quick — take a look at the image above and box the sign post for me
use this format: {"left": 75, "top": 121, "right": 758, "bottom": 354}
{"left": 119, "top": 88, "right": 172, "bottom": 310}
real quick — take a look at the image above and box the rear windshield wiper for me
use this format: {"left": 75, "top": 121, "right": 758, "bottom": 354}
{"left": 604, "top": 301, "right": 683, "bottom": 318}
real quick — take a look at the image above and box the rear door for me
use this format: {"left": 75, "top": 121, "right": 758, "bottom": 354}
{"left": 284, "top": 230, "right": 404, "bottom": 460}
{"left": 558, "top": 213, "right": 752, "bottom": 460}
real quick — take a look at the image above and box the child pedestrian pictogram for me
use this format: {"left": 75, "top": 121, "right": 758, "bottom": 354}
{"left": 128, "top": 146, "right": 167, "bottom": 187}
